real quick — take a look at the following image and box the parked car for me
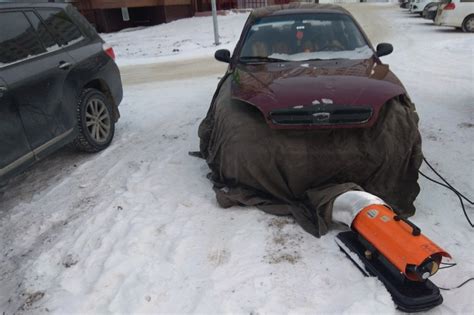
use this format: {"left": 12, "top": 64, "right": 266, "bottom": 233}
{"left": 0, "top": 2, "right": 123, "bottom": 183}
{"left": 212, "top": 6, "right": 399, "bottom": 131}
{"left": 435, "top": 0, "right": 474, "bottom": 31}
{"left": 410, "top": 0, "right": 440, "bottom": 15}
{"left": 199, "top": 4, "right": 423, "bottom": 243}
{"left": 423, "top": 2, "right": 441, "bottom": 20}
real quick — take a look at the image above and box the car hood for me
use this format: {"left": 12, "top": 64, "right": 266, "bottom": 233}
{"left": 230, "top": 58, "right": 406, "bottom": 129}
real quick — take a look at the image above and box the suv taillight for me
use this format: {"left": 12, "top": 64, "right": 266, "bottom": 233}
{"left": 103, "top": 43, "right": 116, "bottom": 60}
{"left": 444, "top": 2, "right": 456, "bottom": 10}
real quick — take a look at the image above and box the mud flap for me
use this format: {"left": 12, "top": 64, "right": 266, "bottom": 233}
{"left": 336, "top": 231, "right": 443, "bottom": 312}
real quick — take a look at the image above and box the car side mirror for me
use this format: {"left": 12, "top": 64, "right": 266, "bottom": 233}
{"left": 215, "top": 49, "right": 231, "bottom": 63}
{"left": 376, "top": 43, "right": 393, "bottom": 57}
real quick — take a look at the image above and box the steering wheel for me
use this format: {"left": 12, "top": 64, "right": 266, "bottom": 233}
{"left": 319, "top": 40, "right": 345, "bottom": 52}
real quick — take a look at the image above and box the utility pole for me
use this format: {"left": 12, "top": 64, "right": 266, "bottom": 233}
{"left": 211, "top": 0, "right": 220, "bottom": 45}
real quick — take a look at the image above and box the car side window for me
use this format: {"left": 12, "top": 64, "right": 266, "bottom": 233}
{"left": 24, "top": 11, "right": 60, "bottom": 52}
{"left": 0, "top": 11, "right": 46, "bottom": 66}
{"left": 36, "top": 9, "right": 84, "bottom": 46}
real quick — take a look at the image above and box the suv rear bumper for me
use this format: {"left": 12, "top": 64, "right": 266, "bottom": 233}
{"left": 102, "top": 57, "right": 123, "bottom": 121}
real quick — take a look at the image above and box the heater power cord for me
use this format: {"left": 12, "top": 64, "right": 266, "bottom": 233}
{"left": 419, "top": 157, "right": 474, "bottom": 228}
{"left": 438, "top": 277, "right": 474, "bottom": 291}
{"left": 420, "top": 158, "right": 474, "bottom": 291}
{"left": 434, "top": 263, "right": 474, "bottom": 291}
{"left": 438, "top": 262, "right": 457, "bottom": 270}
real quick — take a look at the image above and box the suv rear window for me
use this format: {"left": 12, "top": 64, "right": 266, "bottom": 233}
{"left": 0, "top": 11, "right": 46, "bottom": 66}
{"left": 37, "top": 9, "right": 84, "bottom": 46}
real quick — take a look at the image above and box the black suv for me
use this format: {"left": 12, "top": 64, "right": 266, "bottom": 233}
{"left": 0, "top": 2, "right": 123, "bottom": 183}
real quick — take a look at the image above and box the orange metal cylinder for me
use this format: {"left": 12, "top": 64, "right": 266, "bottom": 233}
{"left": 352, "top": 204, "right": 451, "bottom": 281}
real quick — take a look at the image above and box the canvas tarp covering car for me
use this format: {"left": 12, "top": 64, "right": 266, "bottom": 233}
{"left": 198, "top": 76, "right": 423, "bottom": 237}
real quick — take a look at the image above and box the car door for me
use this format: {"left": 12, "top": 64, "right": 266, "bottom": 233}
{"left": 0, "top": 75, "right": 34, "bottom": 180}
{"left": 0, "top": 10, "right": 76, "bottom": 159}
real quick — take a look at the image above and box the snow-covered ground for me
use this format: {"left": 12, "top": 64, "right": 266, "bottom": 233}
{"left": 101, "top": 12, "right": 249, "bottom": 66}
{"left": 1, "top": 4, "right": 473, "bottom": 314}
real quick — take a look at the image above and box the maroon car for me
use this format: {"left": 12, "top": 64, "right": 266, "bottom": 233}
{"left": 213, "top": 4, "right": 403, "bottom": 129}
{"left": 198, "top": 4, "right": 422, "bottom": 239}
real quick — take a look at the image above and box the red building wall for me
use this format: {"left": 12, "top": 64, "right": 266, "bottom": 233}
{"left": 71, "top": 0, "right": 293, "bottom": 33}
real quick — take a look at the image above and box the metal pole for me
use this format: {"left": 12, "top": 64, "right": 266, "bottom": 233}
{"left": 211, "top": 0, "right": 220, "bottom": 45}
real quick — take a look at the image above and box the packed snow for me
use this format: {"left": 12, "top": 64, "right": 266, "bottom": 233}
{"left": 1, "top": 4, "right": 473, "bottom": 314}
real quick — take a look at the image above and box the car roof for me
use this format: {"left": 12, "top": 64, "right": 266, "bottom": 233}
{"left": 250, "top": 3, "right": 351, "bottom": 19}
{"left": 0, "top": 1, "right": 68, "bottom": 10}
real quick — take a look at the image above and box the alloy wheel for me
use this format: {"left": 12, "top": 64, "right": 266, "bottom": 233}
{"left": 85, "top": 98, "right": 111, "bottom": 143}
{"left": 466, "top": 17, "right": 474, "bottom": 32}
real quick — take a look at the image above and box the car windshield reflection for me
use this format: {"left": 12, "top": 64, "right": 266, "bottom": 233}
{"left": 239, "top": 13, "right": 371, "bottom": 62}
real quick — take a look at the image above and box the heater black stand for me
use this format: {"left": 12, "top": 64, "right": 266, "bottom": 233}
{"left": 336, "top": 231, "right": 444, "bottom": 312}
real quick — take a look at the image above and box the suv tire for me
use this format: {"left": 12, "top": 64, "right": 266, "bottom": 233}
{"left": 72, "top": 88, "right": 115, "bottom": 152}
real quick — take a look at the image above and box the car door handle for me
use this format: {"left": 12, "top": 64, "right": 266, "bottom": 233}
{"left": 58, "top": 61, "right": 72, "bottom": 70}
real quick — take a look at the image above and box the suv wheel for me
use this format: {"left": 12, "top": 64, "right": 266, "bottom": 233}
{"left": 462, "top": 15, "right": 474, "bottom": 32}
{"left": 73, "top": 88, "right": 115, "bottom": 152}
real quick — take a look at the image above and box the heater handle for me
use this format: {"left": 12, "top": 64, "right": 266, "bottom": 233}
{"left": 394, "top": 215, "right": 421, "bottom": 236}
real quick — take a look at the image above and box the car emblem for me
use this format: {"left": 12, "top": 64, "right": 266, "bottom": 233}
{"left": 312, "top": 112, "right": 331, "bottom": 121}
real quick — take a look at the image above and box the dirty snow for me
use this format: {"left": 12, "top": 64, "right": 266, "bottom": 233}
{"left": 1, "top": 4, "right": 473, "bottom": 314}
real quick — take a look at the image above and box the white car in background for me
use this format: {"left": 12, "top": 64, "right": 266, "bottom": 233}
{"left": 435, "top": 0, "right": 474, "bottom": 31}
{"left": 410, "top": 0, "right": 439, "bottom": 15}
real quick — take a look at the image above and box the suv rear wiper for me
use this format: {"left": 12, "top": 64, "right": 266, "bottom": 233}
{"left": 240, "top": 56, "right": 288, "bottom": 63}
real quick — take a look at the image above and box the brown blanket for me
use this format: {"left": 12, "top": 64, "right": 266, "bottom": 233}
{"left": 198, "top": 76, "right": 423, "bottom": 237}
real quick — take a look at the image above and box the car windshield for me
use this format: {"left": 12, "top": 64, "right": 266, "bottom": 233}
{"left": 239, "top": 13, "right": 372, "bottom": 62}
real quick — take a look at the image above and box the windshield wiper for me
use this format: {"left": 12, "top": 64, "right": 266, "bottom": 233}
{"left": 240, "top": 56, "right": 287, "bottom": 63}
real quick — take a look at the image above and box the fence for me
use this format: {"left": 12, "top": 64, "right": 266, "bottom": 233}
{"left": 237, "top": 0, "right": 268, "bottom": 8}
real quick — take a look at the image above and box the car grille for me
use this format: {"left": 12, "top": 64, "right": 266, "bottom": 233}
{"left": 269, "top": 105, "right": 373, "bottom": 126}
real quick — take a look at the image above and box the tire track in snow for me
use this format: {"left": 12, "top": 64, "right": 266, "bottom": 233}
{"left": 120, "top": 56, "right": 227, "bottom": 86}
{"left": 0, "top": 77, "right": 218, "bottom": 313}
